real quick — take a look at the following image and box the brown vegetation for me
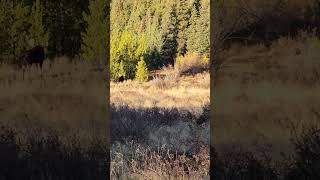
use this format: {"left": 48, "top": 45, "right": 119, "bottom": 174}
{"left": 212, "top": 30, "right": 320, "bottom": 179}
{"left": 111, "top": 70, "right": 210, "bottom": 179}
{"left": 0, "top": 57, "right": 107, "bottom": 179}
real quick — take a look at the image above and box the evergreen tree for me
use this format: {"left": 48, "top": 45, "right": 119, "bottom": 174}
{"left": 110, "top": 30, "right": 121, "bottom": 80}
{"left": 81, "top": 0, "right": 108, "bottom": 68}
{"left": 44, "top": 0, "right": 89, "bottom": 58}
{"left": 118, "top": 29, "right": 137, "bottom": 79}
{"left": 28, "top": 0, "right": 48, "bottom": 48}
{"left": 145, "top": 13, "right": 163, "bottom": 69}
{"left": 186, "top": 0, "right": 209, "bottom": 55}
{"left": 10, "top": 1, "right": 30, "bottom": 58}
{"left": 176, "top": 0, "right": 191, "bottom": 56}
{"left": 110, "top": 28, "right": 137, "bottom": 80}
{"left": 135, "top": 57, "right": 148, "bottom": 82}
{"left": 161, "top": 5, "right": 178, "bottom": 66}
{"left": 109, "top": 0, "right": 209, "bottom": 80}
{"left": 197, "top": 0, "right": 209, "bottom": 55}
{"left": 0, "top": 0, "right": 11, "bottom": 60}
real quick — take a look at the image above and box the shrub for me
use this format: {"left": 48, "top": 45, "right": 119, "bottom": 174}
{"left": 212, "top": 147, "right": 278, "bottom": 180}
{"left": 175, "top": 52, "right": 209, "bottom": 75}
{"left": 135, "top": 57, "right": 148, "bottom": 82}
{"left": 286, "top": 126, "right": 320, "bottom": 179}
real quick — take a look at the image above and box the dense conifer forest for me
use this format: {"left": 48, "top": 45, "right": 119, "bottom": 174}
{"left": 110, "top": 0, "right": 209, "bottom": 80}
{"left": 0, "top": 0, "right": 108, "bottom": 66}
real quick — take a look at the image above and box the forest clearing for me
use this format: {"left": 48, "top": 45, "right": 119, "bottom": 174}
{"left": 110, "top": 0, "right": 210, "bottom": 179}
{"left": 110, "top": 69, "right": 210, "bottom": 179}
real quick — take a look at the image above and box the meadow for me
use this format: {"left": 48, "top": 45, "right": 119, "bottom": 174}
{"left": 0, "top": 57, "right": 108, "bottom": 179}
{"left": 212, "top": 31, "right": 320, "bottom": 179}
{"left": 110, "top": 69, "right": 210, "bottom": 179}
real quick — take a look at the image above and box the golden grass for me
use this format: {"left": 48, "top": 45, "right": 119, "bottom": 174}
{"left": 0, "top": 57, "right": 107, "bottom": 146}
{"left": 111, "top": 141, "right": 209, "bottom": 179}
{"left": 111, "top": 70, "right": 210, "bottom": 179}
{"left": 111, "top": 72, "right": 209, "bottom": 111}
{"left": 213, "top": 32, "right": 320, "bottom": 162}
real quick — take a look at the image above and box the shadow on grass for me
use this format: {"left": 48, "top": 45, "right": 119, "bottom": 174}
{"left": 0, "top": 125, "right": 108, "bottom": 180}
{"left": 111, "top": 104, "right": 209, "bottom": 154}
{"left": 212, "top": 125, "right": 320, "bottom": 180}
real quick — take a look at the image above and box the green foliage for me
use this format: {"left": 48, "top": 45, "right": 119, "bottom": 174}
{"left": 28, "top": 0, "right": 48, "bottom": 48}
{"left": 186, "top": 0, "right": 210, "bottom": 55}
{"left": 117, "top": 29, "right": 136, "bottom": 79}
{"left": 110, "top": 0, "right": 209, "bottom": 80}
{"left": 0, "top": 0, "right": 49, "bottom": 62}
{"left": 1, "top": 1, "right": 33, "bottom": 60}
{"left": 0, "top": 1, "right": 11, "bottom": 59}
{"left": 43, "top": 0, "right": 89, "bottom": 58}
{"left": 10, "top": 2, "right": 30, "bottom": 57}
{"left": 81, "top": 0, "right": 108, "bottom": 67}
{"left": 176, "top": 0, "right": 191, "bottom": 56}
{"left": 160, "top": 5, "right": 179, "bottom": 66}
{"left": 135, "top": 57, "right": 149, "bottom": 82}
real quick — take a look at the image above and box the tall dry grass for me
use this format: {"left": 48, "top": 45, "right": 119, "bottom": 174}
{"left": 111, "top": 70, "right": 210, "bottom": 179}
{"left": 0, "top": 57, "right": 108, "bottom": 179}
{"left": 111, "top": 72, "right": 209, "bottom": 112}
{"left": 111, "top": 141, "right": 209, "bottom": 179}
{"left": 213, "top": 31, "right": 320, "bottom": 178}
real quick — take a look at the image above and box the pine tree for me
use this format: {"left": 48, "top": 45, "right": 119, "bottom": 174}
{"left": 119, "top": 29, "right": 138, "bottom": 79}
{"left": 135, "top": 57, "right": 148, "bottom": 82}
{"left": 196, "top": 0, "right": 209, "bottom": 55}
{"left": 176, "top": 0, "right": 191, "bottom": 56}
{"left": 28, "top": 0, "right": 48, "bottom": 48}
{"left": 81, "top": 0, "right": 108, "bottom": 68}
{"left": 10, "top": 1, "right": 30, "bottom": 58}
{"left": 0, "top": 0, "right": 11, "bottom": 60}
{"left": 145, "top": 12, "right": 163, "bottom": 69}
{"left": 186, "top": 0, "right": 209, "bottom": 55}
{"left": 161, "top": 5, "right": 178, "bottom": 66}
{"left": 186, "top": 3, "right": 199, "bottom": 53}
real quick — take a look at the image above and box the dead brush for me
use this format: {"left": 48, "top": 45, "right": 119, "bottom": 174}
{"left": 150, "top": 73, "right": 178, "bottom": 90}
{"left": 111, "top": 141, "right": 209, "bottom": 179}
{"left": 175, "top": 52, "right": 209, "bottom": 76}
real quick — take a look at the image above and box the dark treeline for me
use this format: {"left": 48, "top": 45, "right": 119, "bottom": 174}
{"left": 0, "top": 0, "right": 108, "bottom": 66}
{"left": 110, "top": 0, "right": 210, "bottom": 80}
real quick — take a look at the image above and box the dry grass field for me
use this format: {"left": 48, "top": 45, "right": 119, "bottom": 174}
{"left": 111, "top": 72, "right": 209, "bottom": 112}
{"left": 213, "top": 31, "right": 320, "bottom": 178}
{"left": 0, "top": 57, "right": 108, "bottom": 179}
{"left": 110, "top": 70, "right": 210, "bottom": 179}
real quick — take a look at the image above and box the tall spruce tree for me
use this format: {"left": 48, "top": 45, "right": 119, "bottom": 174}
{"left": 161, "top": 5, "right": 178, "bottom": 66}
{"left": 196, "top": 0, "right": 209, "bottom": 55}
{"left": 186, "top": 0, "right": 209, "bottom": 55}
{"left": 10, "top": 1, "right": 30, "bottom": 58}
{"left": 0, "top": 0, "right": 11, "bottom": 60}
{"left": 176, "top": 0, "right": 191, "bottom": 56}
{"left": 28, "top": 0, "right": 48, "bottom": 48}
{"left": 81, "top": 0, "right": 108, "bottom": 68}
